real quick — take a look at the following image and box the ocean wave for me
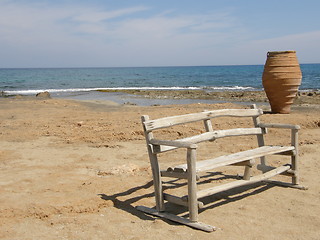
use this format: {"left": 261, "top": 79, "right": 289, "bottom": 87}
{"left": 204, "top": 86, "right": 255, "bottom": 91}
{"left": 3, "top": 86, "right": 258, "bottom": 95}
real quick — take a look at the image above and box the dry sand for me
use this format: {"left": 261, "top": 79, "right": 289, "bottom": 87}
{"left": 0, "top": 94, "right": 320, "bottom": 239}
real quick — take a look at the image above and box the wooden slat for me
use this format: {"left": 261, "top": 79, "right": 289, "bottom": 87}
{"left": 161, "top": 170, "right": 201, "bottom": 180}
{"left": 231, "top": 160, "right": 253, "bottom": 166}
{"left": 150, "top": 133, "right": 214, "bottom": 150}
{"left": 150, "top": 128, "right": 264, "bottom": 151}
{"left": 161, "top": 170, "right": 189, "bottom": 179}
{"left": 209, "top": 128, "right": 264, "bottom": 139}
{"left": 136, "top": 206, "right": 216, "bottom": 232}
{"left": 149, "top": 139, "right": 196, "bottom": 148}
{"left": 163, "top": 193, "right": 188, "bottom": 207}
{"left": 263, "top": 180, "right": 308, "bottom": 190}
{"left": 258, "top": 123, "right": 300, "bottom": 130}
{"left": 257, "top": 164, "right": 295, "bottom": 176}
{"left": 144, "top": 108, "right": 263, "bottom": 131}
{"left": 152, "top": 144, "right": 177, "bottom": 154}
{"left": 169, "top": 146, "right": 295, "bottom": 172}
{"left": 195, "top": 165, "right": 291, "bottom": 199}
{"left": 163, "top": 193, "right": 204, "bottom": 208}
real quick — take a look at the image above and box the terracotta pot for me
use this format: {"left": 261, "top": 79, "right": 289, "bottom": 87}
{"left": 262, "top": 51, "right": 302, "bottom": 113}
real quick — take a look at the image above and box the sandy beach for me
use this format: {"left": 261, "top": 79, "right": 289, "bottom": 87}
{"left": 1, "top": 92, "right": 320, "bottom": 239}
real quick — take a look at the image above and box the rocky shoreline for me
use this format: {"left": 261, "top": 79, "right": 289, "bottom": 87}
{"left": 2, "top": 89, "right": 320, "bottom": 106}
{"left": 97, "top": 89, "right": 320, "bottom": 105}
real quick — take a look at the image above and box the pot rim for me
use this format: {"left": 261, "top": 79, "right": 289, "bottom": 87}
{"left": 267, "top": 51, "right": 296, "bottom": 56}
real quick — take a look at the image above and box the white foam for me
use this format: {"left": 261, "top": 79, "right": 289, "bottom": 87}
{"left": 3, "top": 86, "right": 257, "bottom": 95}
{"left": 206, "top": 86, "right": 255, "bottom": 90}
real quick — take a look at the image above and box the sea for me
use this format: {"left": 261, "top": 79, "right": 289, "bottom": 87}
{"left": 1, "top": 64, "right": 319, "bottom": 105}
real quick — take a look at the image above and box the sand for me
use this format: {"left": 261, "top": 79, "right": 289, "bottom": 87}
{"left": 0, "top": 94, "right": 320, "bottom": 239}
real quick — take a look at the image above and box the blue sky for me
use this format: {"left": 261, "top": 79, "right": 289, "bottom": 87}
{"left": 1, "top": 0, "right": 320, "bottom": 67}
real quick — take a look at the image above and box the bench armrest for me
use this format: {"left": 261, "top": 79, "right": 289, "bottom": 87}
{"left": 258, "top": 123, "right": 300, "bottom": 148}
{"left": 258, "top": 123, "right": 300, "bottom": 130}
{"left": 149, "top": 139, "right": 197, "bottom": 149}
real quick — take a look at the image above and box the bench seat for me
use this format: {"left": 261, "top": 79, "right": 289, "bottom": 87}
{"left": 167, "top": 145, "right": 295, "bottom": 173}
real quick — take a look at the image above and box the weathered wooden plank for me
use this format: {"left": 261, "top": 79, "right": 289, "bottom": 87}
{"left": 163, "top": 193, "right": 204, "bottom": 208}
{"left": 170, "top": 146, "right": 295, "bottom": 173}
{"left": 150, "top": 128, "right": 264, "bottom": 150}
{"left": 257, "top": 164, "right": 293, "bottom": 176}
{"left": 149, "top": 138, "right": 197, "bottom": 148}
{"left": 209, "top": 128, "right": 264, "bottom": 139}
{"left": 144, "top": 108, "right": 263, "bottom": 131}
{"left": 150, "top": 132, "right": 213, "bottom": 148}
{"left": 161, "top": 170, "right": 190, "bottom": 179}
{"left": 231, "top": 160, "right": 252, "bottom": 166}
{"left": 263, "top": 180, "right": 308, "bottom": 190}
{"left": 195, "top": 165, "right": 291, "bottom": 199}
{"left": 258, "top": 123, "right": 300, "bottom": 130}
{"left": 136, "top": 206, "right": 216, "bottom": 232}
{"left": 151, "top": 144, "right": 177, "bottom": 154}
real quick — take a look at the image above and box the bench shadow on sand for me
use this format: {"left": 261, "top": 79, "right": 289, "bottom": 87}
{"left": 98, "top": 172, "right": 277, "bottom": 226}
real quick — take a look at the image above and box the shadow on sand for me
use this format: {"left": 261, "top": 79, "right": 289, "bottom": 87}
{"left": 98, "top": 171, "right": 277, "bottom": 227}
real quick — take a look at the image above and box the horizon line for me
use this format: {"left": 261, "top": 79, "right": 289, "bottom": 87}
{"left": 0, "top": 62, "right": 319, "bottom": 69}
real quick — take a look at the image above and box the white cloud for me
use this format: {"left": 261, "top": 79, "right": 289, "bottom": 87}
{"left": 72, "top": 6, "right": 148, "bottom": 23}
{"left": 229, "top": 31, "right": 320, "bottom": 64}
{"left": 0, "top": 1, "right": 319, "bottom": 67}
{"left": 0, "top": 1, "right": 243, "bottom": 67}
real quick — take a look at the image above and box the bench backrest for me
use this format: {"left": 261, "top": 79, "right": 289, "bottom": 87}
{"left": 143, "top": 108, "right": 263, "bottom": 132}
{"left": 141, "top": 106, "right": 266, "bottom": 154}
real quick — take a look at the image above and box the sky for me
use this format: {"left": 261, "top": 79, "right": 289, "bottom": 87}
{"left": 1, "top": 0, "right": 320, "bottom": 68}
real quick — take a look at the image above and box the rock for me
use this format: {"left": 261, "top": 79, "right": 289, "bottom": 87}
{"left": 36, "top": 91, "right": 51, "bottom": 99}
{"left": 123, "top": 102, "right": 136, "bottom": 105}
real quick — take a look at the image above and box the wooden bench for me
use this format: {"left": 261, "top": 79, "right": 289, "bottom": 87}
{"left": 136, "top": 105, "right": 306, "bottom": 232}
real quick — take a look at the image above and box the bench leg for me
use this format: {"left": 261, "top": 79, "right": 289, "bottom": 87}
{"left": 243, "top": 159, "right": 255, "bottom": 180}
{"left": 148, "top": 149, "right": 165, "bottom": 212}
{"left": 291, "top": 128, "right": 299, "bottom": 185}
{"left": 187, "top": 148, "right": 198, "bottom": 222}
{"left": 291, "top": 155, "right": 299, "bottom": 185}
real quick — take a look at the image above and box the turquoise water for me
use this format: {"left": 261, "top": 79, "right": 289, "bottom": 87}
{"left": 1, "top": 64, "right": 319, "bottom": 97}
